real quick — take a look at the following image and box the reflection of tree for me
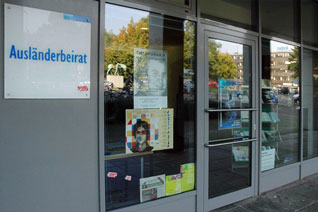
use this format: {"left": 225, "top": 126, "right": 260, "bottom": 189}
{"left": 184, "top": 21, "right": 195, "bottom": 71}
{"left": 104, "top": 17, "right": 149, "bottom": 81}
{"left": 288, "top": 48, "right": 299, "bottom": 79}
{"left": 209, "top": 41, "right": 237, "bottom": 81}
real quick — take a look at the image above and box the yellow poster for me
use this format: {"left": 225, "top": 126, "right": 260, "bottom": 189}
{"left": 126, "top": 108, "right": 173, "bottom": 154}
{"left": 180, "top": 163, "right": 195, "bottom": 192}
{"left": 165, "top": 174, "right": 182, "bottom": 196}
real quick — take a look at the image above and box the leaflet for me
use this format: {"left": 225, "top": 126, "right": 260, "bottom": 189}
{"left": 140, "top": 175, "right": 166, "bottom": 203}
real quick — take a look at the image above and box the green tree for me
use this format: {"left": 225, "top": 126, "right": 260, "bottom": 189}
{"left": 208, "top": 40, "right": 237, "bottom": 81}
{"left": 184, "top": 21, "right": 195, "bottom": 70}
{"left": 288, "top": 48, "right": 300, "bottom": 79}
{"left": 104, "top": 17, "right": 149, "bottom": 80}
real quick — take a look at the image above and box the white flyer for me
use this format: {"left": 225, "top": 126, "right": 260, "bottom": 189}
{"left": 140, "top": 174, "right": 166, "bottom": 203}
{"left": 133, "top": 48, "right": 167, "bottom": 108}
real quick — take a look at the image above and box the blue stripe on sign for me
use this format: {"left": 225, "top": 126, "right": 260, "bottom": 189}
{"left": 64, "top": 14, "right": 91, "bottom": 23}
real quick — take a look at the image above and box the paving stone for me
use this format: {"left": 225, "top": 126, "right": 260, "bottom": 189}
{"left": 240, "top": 196, "right": 293, "bottom": 212}
{"left": 210, "top": 204, "right": 239, "bottom": 212}
{"left": 298, "top": 201, "right": 318, "bottom": 212}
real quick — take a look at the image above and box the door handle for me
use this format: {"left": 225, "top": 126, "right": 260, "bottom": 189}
{"left": 204, "top": 138, "right": 257, "bottom": 148}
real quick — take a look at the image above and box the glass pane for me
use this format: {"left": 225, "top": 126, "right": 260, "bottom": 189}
{"left": 200, "top": 0, "right": 258, "bottom": 31}
{"left": 303, "top": 49, "right": 318, "bottom": 160}
{"left": 302, "top": 0, "right": 318, "bottom": 47}
{"left": 261, "top": 39, "right": 300, "bottom": 171}
{"left": 208, "top": 39, "right": 252, "bottom": 141}
{"left": 261, "top": 0, "right": 300, "bottom": 42}
{"left": 209, "top": 142, "right": 252, "bottom": 198}
{"left": 104, "top": 4, "right": 196, "bottom": 210}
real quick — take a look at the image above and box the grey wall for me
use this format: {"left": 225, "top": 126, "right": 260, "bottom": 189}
{"left": 0, "top": 0, "right": 100, "bottom": 212}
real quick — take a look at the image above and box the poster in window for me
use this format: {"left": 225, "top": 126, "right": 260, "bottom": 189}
{"left": 133, "top": 48, "right": 168, "bottom": 108}
{"left": 140, "top": 174, "right": 166, "bottom": 203}
{"left": 125, "top": 108, "right": 173, "bottom": 154}
{"left": 218, "top": 79, "right": 243, "bottom": 129}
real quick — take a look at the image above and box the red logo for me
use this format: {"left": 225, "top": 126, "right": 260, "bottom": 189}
{"left": 77, "top": 86, "right": 88, "bottom": 91}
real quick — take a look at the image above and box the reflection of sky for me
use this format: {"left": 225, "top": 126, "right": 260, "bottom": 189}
{"left": 105, "top": 4, "right": 148, "bottom": 34}
{"left": 214, "top": 40, "right": 243, "bottom": 54}
{"left": 23, "top": 7, "right": 50, "bottom": 34}
{"left": 270, "top": 40, "right": 294, "bottom": 52}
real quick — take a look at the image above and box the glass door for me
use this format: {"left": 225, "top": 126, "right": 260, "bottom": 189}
{"left": 203, "top": 30, "right": 258, "bottom": 211}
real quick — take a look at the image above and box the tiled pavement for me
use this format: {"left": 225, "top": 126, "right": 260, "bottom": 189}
{"left": 211, "top": 173, "right": 318, "bottom": 212}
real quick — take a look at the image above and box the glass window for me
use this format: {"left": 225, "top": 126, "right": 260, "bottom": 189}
{"left": 207, "top": 39, "right": 253, "bottom": 197}
{"left": 302, "top": 0, "right": 318, "bottom": 47}
{"left": 200, "top": 0, "right": 258, "bottom": 31}
{"left": 261, "top": 39, "right": 300, "bottom": 171}
{"left": 104, "top": 4, "right": 196, "bottom": 210}
{"left": 303, "top": 49, "right": 318, "bottom": 160}
{"left": 261, "top": 0, "right": 300, "bottom": 42}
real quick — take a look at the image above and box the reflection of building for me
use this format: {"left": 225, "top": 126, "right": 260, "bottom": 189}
{"left": 232, "top": 50, "right": 296, "bottom": 88}
{"left": 270, "top": 50, "right": 294, "bottom": 87}
{"left": 231, "top": 53, "right": 244, "bottom": 81}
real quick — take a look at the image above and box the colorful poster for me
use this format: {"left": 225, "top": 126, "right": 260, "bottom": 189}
{"left": 133, "top": 48, "right": 168, "bottom": 108}
{"left": 140, "top": 175, "right": 166, "bottom": 203}
{"left": 180, "top": 163, "right": 195, "bottom": 192}
{"left": 126, "top": 108, "right": 173, "bottom": 154}
{"left": 165, "top": 174, "right": 182, "bottom": 196}
{"left": 218, "top": 79, "right": 243, "bottom": 129}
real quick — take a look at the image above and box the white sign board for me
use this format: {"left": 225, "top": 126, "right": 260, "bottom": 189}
{"left": 4, "top": 3, "right": 91, "bottom": 99}
{"left": 261, "top": 148, "right": 275, "bottom": 171}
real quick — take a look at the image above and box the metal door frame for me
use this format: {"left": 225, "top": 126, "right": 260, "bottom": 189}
{"left": 197, "top": 24, "right": 260, "bottom": 212}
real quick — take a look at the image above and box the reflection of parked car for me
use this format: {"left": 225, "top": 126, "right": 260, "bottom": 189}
{"left": 209, "top": 81, "right": 218, "bottom": 88}
{"left": 104, "top": 80, "right": 114, "bottom": 90}
{"left": 184, "top": 81, "right": 195, "bottom": 93}
{"left": 262, "top": 87, "right": 278, "bottom": 104}
{"left": 279, "top": 87, "right": 290, "bottom": 94}
{"left": 293, "top": 94, "right": 300, "bottom": 105}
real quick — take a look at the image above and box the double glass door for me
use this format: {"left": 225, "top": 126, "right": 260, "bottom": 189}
{"left": 202, "top": 29, "right": 258, "bottom": 211}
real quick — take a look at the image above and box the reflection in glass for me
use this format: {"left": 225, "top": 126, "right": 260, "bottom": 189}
{"left": 200, "top": 0, "right": 257, "bottom": 31}
{"left": 261, "top": 39, "right": 300, "bottom": 171}
{"left": 261, "top": 0, "right": 300, "bottom": 42}
{"left": 104, "top": 4, "right": 196, "bottom": 210}
{"left": 303, "top": 49, "right": 318, "bottom": 160}
{"left": 302, "top": 0, "right": 318, "bottom": 47}
{"left": 208, "top": 39, "right": 252, "bottom": 142}
{"left": 209, "top": 142, "right": 251, "bottom": 198}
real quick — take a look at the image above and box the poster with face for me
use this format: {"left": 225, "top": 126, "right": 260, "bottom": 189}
{"left": 125, "top": 108, "right": 173, "bottom": 154}
{"left": 133, "top": 48, "right": 168, "bottom": 109}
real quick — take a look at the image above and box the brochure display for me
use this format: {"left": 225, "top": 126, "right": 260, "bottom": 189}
{"left": 140, "top": 175, "right": 166, "bottom": 203}
{"left": 261, "top": 91, "right": 282, "bottom": 170}
{"left": 4, "top": 3, "right": 91, "bottom": 99}
{"left": 125, "top": 108, "right": 173, "bottom": 154}
{"left": 133, "top": 48, "right": 168, "bottom": 109}
{"left": 218, "top": 79, "right": 243, "bottom": 129}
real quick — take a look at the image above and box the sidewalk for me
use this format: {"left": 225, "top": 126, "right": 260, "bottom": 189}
{"left": 212, "top": 173, "right": 318, "bottom": 212}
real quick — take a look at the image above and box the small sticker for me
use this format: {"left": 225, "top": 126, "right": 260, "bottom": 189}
{"left": 77, "top": 86, "right": 88, "bottom": 91}
{"left": 107, "top": 172, "right": 118, "bottom": 178}
{"left": 125, "top": 175, "right": 132, "bottom": 181}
